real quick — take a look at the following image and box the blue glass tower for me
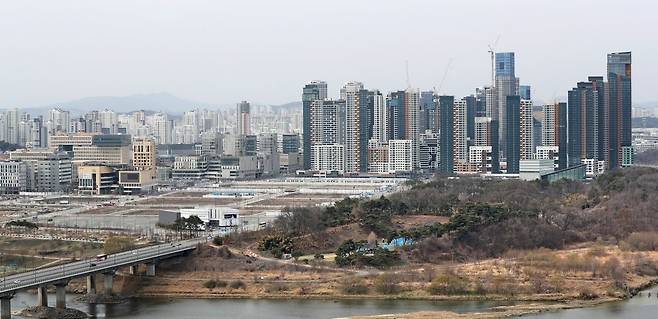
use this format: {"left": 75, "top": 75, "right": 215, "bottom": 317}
{"left": 387, "top": 91, "right": 406, "bottom": 140}
{"left": 438, "top": 96, "right": 454, "bottom": 174}
{"left": 495, "top": 52, "right": 516, "bottom": 161}
{"left": 607, "top": 52, "right": 632, "bottom": 168}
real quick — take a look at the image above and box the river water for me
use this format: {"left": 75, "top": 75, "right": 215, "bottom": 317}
{"left": 9, "top": 286, "right": 658, "bottom": 318}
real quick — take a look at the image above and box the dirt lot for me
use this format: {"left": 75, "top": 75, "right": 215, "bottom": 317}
{"left": 123, "top": 209, "right": 161, "bottom": 216}
{"left": 78, "top": 206, "right": 127, "bottom": 215}
{"left": 0, "top": 237, "right": 103, "bottom": 259}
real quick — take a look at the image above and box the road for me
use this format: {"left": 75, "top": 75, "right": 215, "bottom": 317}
{"left": 0, "top": 238, "right": 204, "bottom": 295}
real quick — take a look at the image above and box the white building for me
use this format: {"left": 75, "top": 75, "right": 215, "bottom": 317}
{"left": 453, "top": 99, "right": 468, "bottom": 164}
{"left": 469, "top": 146, "right": 493, "bottom": 173}
{"left": 582, "top": 158, "right": 606, "bottom": 177}
{"left": 311, "top": 144, "right": 345, "bottom": 173}
{"left": 388, "top": 139, "right": 413, "bottom": 173}
{"left": 341, "top": 81, "right": 364, "bottom": 173}
{"left": 179, "top": 206, "right": 239, "bottom": 228}
{"left": 535, "top": 146, "right": 560, "bottom": 168}
{"left": 0, "top": 161, "right": 28, "bottom": 194}
{"left": 172, "top": 155, "right": 209, "bottom": 179}
{"left": 519, "top": 159, "right": 555, "bottom": 181}
{"left": 371, "top": 91, "right": 387, "bottom": 143}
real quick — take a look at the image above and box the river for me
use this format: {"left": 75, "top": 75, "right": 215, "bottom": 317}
{"left": 9, "top": 286, "right": 658, "bottom": 318}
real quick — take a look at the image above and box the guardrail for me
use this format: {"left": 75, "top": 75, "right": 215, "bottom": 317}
{"left": 0, "top": 238, "right": 204, "bottom": 294}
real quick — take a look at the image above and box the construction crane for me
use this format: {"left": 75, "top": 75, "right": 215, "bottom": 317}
{"left": 487, "top": 35, "right": 501, "bottom": 88}
{"left": 433, "top": 58, "right": 454, "bottom": 95}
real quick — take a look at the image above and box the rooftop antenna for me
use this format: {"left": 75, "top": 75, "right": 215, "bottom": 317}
{"left": 487, "top": 35, "right": 501, "bottom": 88}
{"left": 405, "top": 60, "right": 411, "bottom": 88}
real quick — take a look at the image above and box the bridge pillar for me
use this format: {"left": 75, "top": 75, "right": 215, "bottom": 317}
{"left": 103, "top": 272, "right": 114, "bottom": 295}
{"left": 37, "top": 286, "right": 48, "bottom": 307}
{"left": 86, "top": 275, "right": 96, "bottom": 295}
{"left": 54, "top": 282, "right": 67, "bottom": 310}
{"left": 0, "top": 294, "right": 12, "bottom": 319}
{"left": 129, "top": 265, "right": 138, "bottom": 275}
{"left": 146, "top": 263, "right": 156, "bottom": 277}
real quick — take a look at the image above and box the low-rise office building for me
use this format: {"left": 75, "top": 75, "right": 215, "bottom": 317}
{"left": 0, "top": 161, "right": 28, "bottom": 194}
{"left": 78, "top": 164, "right": 116, "bottom": 195}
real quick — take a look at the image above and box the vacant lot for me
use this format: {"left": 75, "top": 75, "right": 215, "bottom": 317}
{"left": 0, "top": 237, "right": 102, "bottom": 259}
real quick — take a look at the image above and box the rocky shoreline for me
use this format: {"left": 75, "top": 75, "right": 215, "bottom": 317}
{"left": 16, "top": 306, "right": 88, "bottom": 319}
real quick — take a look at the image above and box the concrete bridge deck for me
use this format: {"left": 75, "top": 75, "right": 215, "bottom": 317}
{"left": 0, "top": 238, "right": 204, "bottom": 318}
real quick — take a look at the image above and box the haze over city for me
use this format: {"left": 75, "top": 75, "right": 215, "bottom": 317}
{"left": 1, "top": 0, "right": 656, "bottom": 109}
{"left": 3, "top": 2, "right": 658, "bottom": 319}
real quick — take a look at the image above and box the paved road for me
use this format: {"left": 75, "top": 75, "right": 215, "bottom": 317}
{"left": 0, "top": 238, "right": 204, "bottom": 295}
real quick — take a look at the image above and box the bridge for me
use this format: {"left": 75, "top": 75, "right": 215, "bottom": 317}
{"left": 0, "top": 238, "right": 204, "bottom": 319}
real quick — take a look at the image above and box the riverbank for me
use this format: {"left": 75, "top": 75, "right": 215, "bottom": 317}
{"left": 130, "top": 243, "right": 658, "bottom": 305}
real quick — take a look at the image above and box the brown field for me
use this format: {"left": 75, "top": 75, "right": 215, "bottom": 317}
{"left": 135, "top": 243, "right": 658, "bottom": 305}
{"left": 123, "top": 209, "right": 161, "bottom": 216}
{"left": 78, "top": 206, "right": 127, "bottom": 215}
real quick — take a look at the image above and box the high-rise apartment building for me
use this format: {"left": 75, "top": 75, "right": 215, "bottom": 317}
{"left": 47, "top": 108, "right": 70, "bottom": 135}
{"left": 387, "top": 91, "right": 406, "bottom": 140}
{"left": 453, "top": 99, "right": 468, "bottom": 164}
{"left": 541, "top": 102, "right": 567, "bottom": 169}
{"left": 302, "top": 81, "right": 328, "bottom": 169}
{"left": 520, "top": 99, "right": 534, "bottom": 160}
{"left": 372, "top": 91, "right": 388, "bottom": 143}
{"left": 341, "top": 81, "right": 364, "bottom": 173}
{"left": 404, "top": 89, "right": 421, "bottom": 170}
{"left": 567, "top": 81, "right": 600, "bottom": 168}
{"left": 474, "top": 117, "right": 500, "bottom": 173}
{"left": 236, "top": 101, "right": 251, "bottom": 135}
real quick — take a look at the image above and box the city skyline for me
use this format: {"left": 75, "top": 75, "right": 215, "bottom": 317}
{"left": 1, "top": 0, "right": 656, "bottom": 109}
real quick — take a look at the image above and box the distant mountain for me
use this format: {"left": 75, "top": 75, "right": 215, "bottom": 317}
{"left": 272, "top": 101, "right": 301, "bottom": 112}
{"left": 41, "top": 92, "right": 213, "bottom": 114}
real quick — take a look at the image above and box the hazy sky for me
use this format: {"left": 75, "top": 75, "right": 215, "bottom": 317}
{"left": 1, "top": 0, "right": 656, "bottom": 108}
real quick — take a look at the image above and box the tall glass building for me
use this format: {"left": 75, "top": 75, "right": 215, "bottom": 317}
{"left": 302, "top": 81, "right": 328, "bottom": 169}
{"left": 386, "top": 91, "right": 406, "bottom": 140}
{"left": 505, "top": 95, "right": 520, "bottom": 174}
{"left": 438, "top": 96, "right": 455, "bottom": 174}
{"left": 607, "top": 52, "right": 632, "bottom": 168}
{"left": 495, "top": 52, "right": 516, "bottom": 160}
{"left": 567, "top": 81, "right": 600, "bottom": 167}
